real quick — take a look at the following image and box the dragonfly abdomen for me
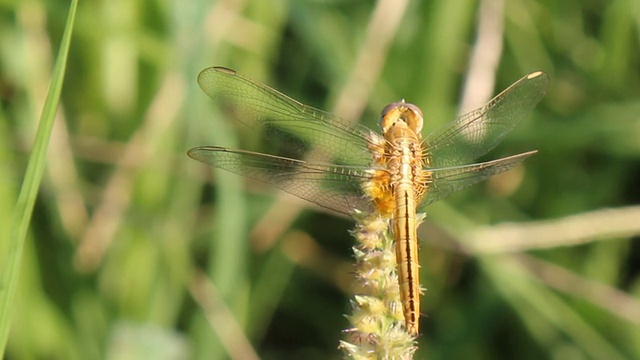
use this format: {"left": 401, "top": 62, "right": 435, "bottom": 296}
{"left": 392, "top": 182, "right": 421, "bottom": 336}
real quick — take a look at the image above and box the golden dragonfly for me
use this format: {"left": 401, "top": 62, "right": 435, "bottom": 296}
{"left": 188, "top": 67, "right": 549, "bottom": 335}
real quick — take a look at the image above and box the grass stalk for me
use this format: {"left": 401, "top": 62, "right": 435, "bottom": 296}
{"left": 0, "top": 0, "right": 77, "bottom": 355}
{"left": 340, "top": 211, "right": 418, "bottom": 359}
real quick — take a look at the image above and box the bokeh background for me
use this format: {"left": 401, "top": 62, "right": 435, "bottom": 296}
{"left": 2, "top": 0, "right": 640, "bottom": 359}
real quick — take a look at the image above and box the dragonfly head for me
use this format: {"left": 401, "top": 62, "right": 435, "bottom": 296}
{"left": 379, "top": 101, "right": 424, "bottom": 135}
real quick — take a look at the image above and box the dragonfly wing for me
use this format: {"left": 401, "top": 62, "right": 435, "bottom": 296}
{"left": 424, "top": 72, "right": 549, "bottom": 168}
{"left": 197, "top": 67, "right": 377, "bottom": 167}
{"left": 188, "top": 146, "right": 375, "bottom": 215}
{"left": 417, "top": 150, "right": 537, "bottom": 210}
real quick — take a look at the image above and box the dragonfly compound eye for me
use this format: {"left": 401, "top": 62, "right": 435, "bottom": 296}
{"left": 379, "top": 101, "right": 424, "bottom": 134}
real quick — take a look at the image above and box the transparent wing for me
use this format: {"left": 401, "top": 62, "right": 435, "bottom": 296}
{"left": 192, "top": 68, "right": 545, "bottom": 214}
{"left": 417, "top": 150, "right": 537, "bottom": 210}
{"left": 197, "top": 67, "right": 376, "bottom": 166}
{"left": 424, "top": 72, "right": 549, "bottom": 168}
{"left": 188, "top": 146, "right": 375, "bottom": 215}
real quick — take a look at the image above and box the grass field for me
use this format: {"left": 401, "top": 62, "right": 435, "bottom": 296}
{"left": 1, "top": 0, "right": 639, "bottom": 359}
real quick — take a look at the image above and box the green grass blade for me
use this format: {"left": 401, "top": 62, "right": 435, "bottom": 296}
{"left": 0, "top": 0, "right": 78, "bottom": 355}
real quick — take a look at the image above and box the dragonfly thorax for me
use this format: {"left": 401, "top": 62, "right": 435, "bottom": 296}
{"left": 379, "top": 101, "right": 424, "bottom": 136}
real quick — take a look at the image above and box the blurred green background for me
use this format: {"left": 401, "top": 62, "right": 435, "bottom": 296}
{"left": 2, "top": 0, "right": 640, "bottom": 359}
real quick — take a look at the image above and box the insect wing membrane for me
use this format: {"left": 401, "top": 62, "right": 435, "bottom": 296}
{"left": 188, "top": 146, "right": 374, "bottom": 215}
{"left": 197, "top": 67, "right": 375, "bottom": 167}
{"left": 424, "top": 72, "right": 549, "bottom": 169}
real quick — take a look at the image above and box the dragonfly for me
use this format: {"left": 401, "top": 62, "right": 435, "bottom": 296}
{"left": 188, "top": 66, "right": 549, "bottom": 336}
